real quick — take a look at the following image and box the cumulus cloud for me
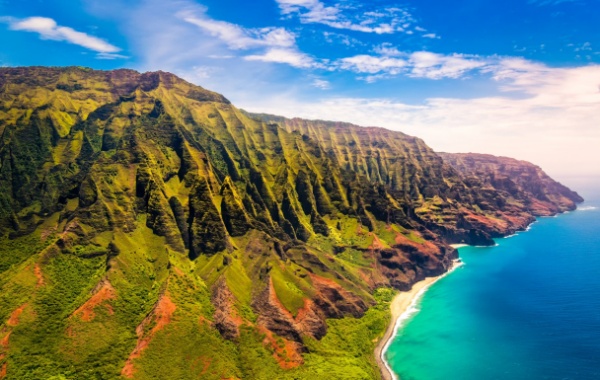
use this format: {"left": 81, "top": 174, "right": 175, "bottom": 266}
{"left": 275, "top": 0, "right": 417, "bottom": 34}
{"left": 4, "top": 16, "right": 121, "bottom": 56}
{"left": 244, "top": 48, "right": 317, "bottom": 68}
{"left": 338, "top": 48, "right": 490, "bottom": 80}
{"left": 338, "top": 55, "right": 407, "bottom": 75}
{"left": 409, "top": 52, "right": 488, "bottom": 79}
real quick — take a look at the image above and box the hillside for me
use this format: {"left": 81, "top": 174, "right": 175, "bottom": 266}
{"left": 0, "top": 67, "right": 582, "bottom": 380}
{"left": 252, "top": 114, "right": 582, "bottom": 240}
{"left": 437, "top": 153, "right": 583, "bottom": 216}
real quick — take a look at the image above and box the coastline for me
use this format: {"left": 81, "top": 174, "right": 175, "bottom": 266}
{"left": 372, "top": 207, "right": 582, "bottom": 379}
{"left": 375, "top": 260, "right": 463, "bottom": 380}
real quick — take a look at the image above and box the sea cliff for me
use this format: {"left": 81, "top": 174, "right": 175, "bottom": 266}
{"left": 0, "top": 67, "right": 581, "bottom": 379}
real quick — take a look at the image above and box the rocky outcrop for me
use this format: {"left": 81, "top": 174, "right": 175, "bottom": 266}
{"left": 309, "top": 274, "right": 368, "bottom": 319}
{"left": 376, "top": 234, "right": 457, "bottom": 290}
{"left": 211, "top": 280, "right": 241, "bottom": 340}
{"left": 253, "top": 278, "right": 330, "bottom": 344}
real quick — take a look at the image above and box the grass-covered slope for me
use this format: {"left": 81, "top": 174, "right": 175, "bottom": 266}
{"left": 249, "top": 114, "right": 581, "bottom": 241}
{"left": 0, "top": 67, "right": 581, "bottom": 380}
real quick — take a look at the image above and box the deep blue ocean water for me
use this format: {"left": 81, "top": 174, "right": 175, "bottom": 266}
{"left": 385, "top": 179, "right": 600, "bottom": 380}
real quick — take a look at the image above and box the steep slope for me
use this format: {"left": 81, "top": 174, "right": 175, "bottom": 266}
{"left": 437, "top": 153, "right": 583, "bottom": 216}
{"left": 250, "top": 114, "right": 582, "bottom": 242}
{"left": 0, "top": 67, "right": 581, "bottom": 380}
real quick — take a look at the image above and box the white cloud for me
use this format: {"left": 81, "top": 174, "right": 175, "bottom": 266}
{"left": 181, "top": 11, "right": 296, "bottom": 50}
{"left": 409, "top": 52, "right": 488, "bottom": 79}
{"left": 339, "top": 55, "right": 407, "bottom": 75}
{"left": 4, "top": 16, "right": 121, "bottom": 55}
{"left": 240, "top": 62, "right": 600, "bottom": 177}
{"left": 311, "top": 78, "right": 331, "bottom": 89}
{"left": 323, "top": 31, "right": 364, "bottom": 47}
{"left": 422, "top": 33, "right": 440, "bottom": 39}
{"left": 574, "top": 42, "right": 592, "bottom": 52}
{"left": 275, "top": 0, "right": 417, "bottom": 34}
{"left": 188, "top": 65, "right": 221, "bottom": 79}
{"left": 208, "top": 54, "right": 235, "bottom": 59}
{"left": 244, "top": 48, "right": 317, "bottom": 68}
{"left": 178, "top": 7, "right": 317, "bottom": 69}
{"left": 96, "top": 52, "right": 129, "bottom": 60}
{"left": 373, "top": 43, "right": 403, "bottom": 57}
{"left": 277, "top": 0, "right": 339, "bottom": 20}
{"left": 338, "top": 49, "right": 489, "bottom": 80}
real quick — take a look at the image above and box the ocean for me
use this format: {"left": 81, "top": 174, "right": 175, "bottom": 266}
{"left": 385, "top": 179, "right": 600, "bottom": 380}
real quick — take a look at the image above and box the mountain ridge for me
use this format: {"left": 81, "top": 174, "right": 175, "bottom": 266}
{"left": 0, "top": 66, "right": 582, "bottom": 380}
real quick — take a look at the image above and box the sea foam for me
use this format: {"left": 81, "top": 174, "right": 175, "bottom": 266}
{"left": 577, "top": 206, "right": 597, "bottom": 211}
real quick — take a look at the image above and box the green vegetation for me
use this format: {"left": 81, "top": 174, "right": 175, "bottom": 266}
{"left": 0, "top": 67, "right": 581, "bottom": 379}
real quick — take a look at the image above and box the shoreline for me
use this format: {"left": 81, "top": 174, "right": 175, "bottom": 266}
{"left": 374, "top": 260, "right": 463, "bottom": 380}
{"left": 373, "top": 208, "right": 582, "bottom": 379}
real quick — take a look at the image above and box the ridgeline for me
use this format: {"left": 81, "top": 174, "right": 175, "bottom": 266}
{"left": 0, "top": 67, "right": 582, "bottom": 380}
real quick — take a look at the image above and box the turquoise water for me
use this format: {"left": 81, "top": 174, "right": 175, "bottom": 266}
{"left": 385, "top": 181, "right": 600, "bottom": 380}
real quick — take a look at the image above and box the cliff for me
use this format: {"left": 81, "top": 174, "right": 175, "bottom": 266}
{"left": 0, "top": 67, "right": 581, "bottom": 380}
{"left": 438, "top": 153, "right": 583, "bottom": 216}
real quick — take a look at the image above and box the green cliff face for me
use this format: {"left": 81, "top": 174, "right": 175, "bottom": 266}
{"left": 0, "top": 67, "right": 582, "bottom": 380}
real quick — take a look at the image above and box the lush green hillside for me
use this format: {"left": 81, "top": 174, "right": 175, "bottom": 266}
{"left": 0, "top": 67, "right": 581, "bottom": 380}
{"left": 250, "top": 114, "right": 582, "bottom": 241}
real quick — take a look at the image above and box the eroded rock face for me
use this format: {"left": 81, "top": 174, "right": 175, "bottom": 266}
{"left": 211, "top": 280, "right": 241, "bottom": 340}
{"left": 310, "top": 274, "right": 368, "bottom": 319}
{"left": 253, "top": 278, "right": 329, "bottom": 344}
{"left": 295, "top": 299, "right": 327, "bottom": 340}
{"left": 189, "top": 180, "right": 229, "bottom": 258}
{"left": 122, "top": 291, "right": 177, "bottom": 378}
{"left": 375, "top": 233, "right": 457, "bottom": 290}
{"left": 254, "top": 280, "right": 304, "bottom": 343}
{"left": 251, "top": 273, "right": 370, "bottom": 355}
{"left": 438, "top": 153, "right": 583, "bottom": 215}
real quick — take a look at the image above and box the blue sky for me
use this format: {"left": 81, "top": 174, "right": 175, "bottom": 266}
{"left": 1, "top": 0, "right": 599, "bottom": 178}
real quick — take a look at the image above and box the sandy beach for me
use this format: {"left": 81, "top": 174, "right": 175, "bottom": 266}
{"left": 375, "top": 261, "right": 462, "bottom": 380}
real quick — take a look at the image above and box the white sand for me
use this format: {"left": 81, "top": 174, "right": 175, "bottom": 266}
{"left": 374, "top": 260, "right": 462, "bottom": 380}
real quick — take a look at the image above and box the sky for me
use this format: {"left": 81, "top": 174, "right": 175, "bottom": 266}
{"left": 1, "top": 0, "right": 599, "bottom": 181}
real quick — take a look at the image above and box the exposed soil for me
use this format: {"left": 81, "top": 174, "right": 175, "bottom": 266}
{"left": 257, "top": 325, "right": 304, "bottom": 369}
{"left": 72, "top": 280, "right": 116, "bottom": 322}
{"left": 211, "top": 280, "right": 243, "bottom": 340}
{"left": 121, "top": 292, "right": 177, "bottom": 378}
{"left": 41, "top": 226, "right": 57, "bottom": 241}
{"left": 34, "top": 264, "right": 45, "bottom": 288}
{"left": 0, "top": 332, "right": 10, "bottom": 350}
{"left": 7, "top": 304, "right": 27, "bottom": 327}
{"left": 309, "top": 273, "right": 368, "bottom": 318}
